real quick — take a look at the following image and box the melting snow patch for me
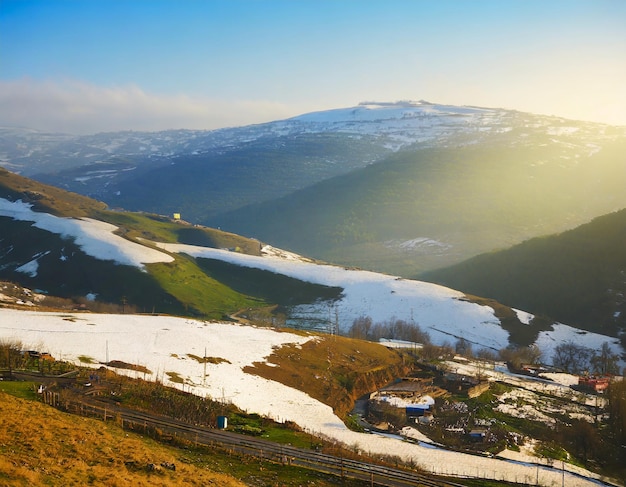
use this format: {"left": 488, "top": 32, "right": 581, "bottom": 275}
{"left": 0, "top": 198, "right": 174, "bottom": 268}
{"left": 384, "top": 237, "right": 452, "bottom": 253}
{"left": 16, "top": 258, "right": 40, "bottom": 277}
{"left": 514, "top": 308, "right": 534, "bottom": 325}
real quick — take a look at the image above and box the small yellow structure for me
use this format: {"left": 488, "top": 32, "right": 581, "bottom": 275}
{"left": 173, "top": 213, "right": 181, "bottom": 220}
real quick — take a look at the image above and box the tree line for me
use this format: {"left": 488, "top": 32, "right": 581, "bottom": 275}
{"left": 345, "top": 315, "right": 621, "bottom": 376}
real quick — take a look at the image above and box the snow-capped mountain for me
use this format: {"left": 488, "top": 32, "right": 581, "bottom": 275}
{"left": 3, "top": 100, "right": 492, "bottom": 172}
{"left": 3, "top": 100, "right": 618, "bottom": 176}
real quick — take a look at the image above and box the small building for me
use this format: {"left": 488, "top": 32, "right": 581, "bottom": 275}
{"left": 468, "top": 428, "right": 487, "bottom": 441}
{"left": 24, "top": 350, "right": 54, "bottom": 361}
{"left": 406, "top": 395, "right": 435, "bottom": 419}
{"left": 578, "top": 375, "right": 610, "bottom": 393}
{"left": 443, "top": 372, "right": 489, "bottom": 398}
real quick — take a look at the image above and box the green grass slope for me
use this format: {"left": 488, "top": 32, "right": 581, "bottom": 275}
{"left": 422, "top": 209, "right": 626, "bottom": 337}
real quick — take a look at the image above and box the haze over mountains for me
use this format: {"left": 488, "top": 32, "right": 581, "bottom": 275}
{"left": 3, "top": 101, "right": 625, "bottom": 278}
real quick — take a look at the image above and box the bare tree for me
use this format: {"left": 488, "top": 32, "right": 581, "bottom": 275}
{"left": 500, "top": 345, "right": 543, "bottom": 370}
{"left": 590, "top": 342, "right": 620, "bottom": 376}
{"left": 552, "top": 342, "right": 593, "bottom": 374}
{"left": 607, "top": 376, "right": 626, "bottom": 445}
{"left": 475, "top": 348, "right": 498, "bottom": 362}
{"left": 348, "top": 316, "right": 372, "bottom": 340}
{"left": 455, "top": 337, "right": 472, "bottom": 358}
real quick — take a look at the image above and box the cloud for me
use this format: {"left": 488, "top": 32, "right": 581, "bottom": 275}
{"left": 0, "top": 78, "right": 301, "bottom": 134}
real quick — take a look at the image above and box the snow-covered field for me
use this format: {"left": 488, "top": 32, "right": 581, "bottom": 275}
{"left": 2, "top": 195, "right": 623, "bottom": 365}
{"left": 0, "top": 198, "right": 173, "bottom": 268}
{"left": 157, "top": 241, "right": 625, "bottom": 367}
{"left": 0, "top": 308, "right": 612, "bottom": 487}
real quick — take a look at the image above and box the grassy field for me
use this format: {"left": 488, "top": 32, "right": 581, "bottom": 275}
{"left": 245, "top": 334, "right": 412, "bottom": 418}
{"left": 0, "top": 382, "right": 367, "bottom": 487}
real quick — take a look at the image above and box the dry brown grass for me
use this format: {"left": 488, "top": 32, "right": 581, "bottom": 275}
{"left": 244, "top": 335, "right": 412, "bottom": 417}
{"left": 0, "top": 167, "right": 107, "bottom": 218}
{"left": 0, "top": 391, "right": 246, "bottom": 487}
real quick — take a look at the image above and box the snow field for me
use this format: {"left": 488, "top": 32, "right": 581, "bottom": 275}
{"left": 0, "top": 199, "right": 173, "bottom": 268}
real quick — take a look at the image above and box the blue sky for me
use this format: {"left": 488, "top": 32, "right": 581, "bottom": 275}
{"left": 1, "top": 0, "right": 625, "bottom": 133}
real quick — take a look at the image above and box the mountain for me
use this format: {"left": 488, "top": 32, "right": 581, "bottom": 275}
{"left": 422, "top": 209, "right": 626, "bottom": 339}
{"left": 5, "top": 101, "right": 625, "bottom": 276}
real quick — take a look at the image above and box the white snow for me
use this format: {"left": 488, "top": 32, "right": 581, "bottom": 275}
{"left": 378, "top": 338, "right": 423, "bottom": 349}
{"left": 16, "top": 258, "right": 40, "bottom": 277}
{"left": 154, "top": 241, "right": 624, "bottom": 368}
{"left": 384, "top": 237, "right": 452, "bottom": 253}
{"left": 276, "top": 101, "right": 509, "bottom": 151}
{"left": 514, "top": 308, "right": 534, "bottom": 325}
{"left": 0, "top": 308, "right": 609, "bottom": 487}
{"left": 155, "top": 241, "right": 510, "bottom": 351}
{"left": 376, "top": 394, "right": 435, "bottom": 409}
{"left": 0, "top": 198, "right": 174, "bottom": 268}
{"left": 292, "top": 101, "right": 490, "bottom": 124}
{"left": 535, "top": 322, "right": 623, "bottom": 365}
{"left": 16, "top": 250, "right": 51, "bottom": 277}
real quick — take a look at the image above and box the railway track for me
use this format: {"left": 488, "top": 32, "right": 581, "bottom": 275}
{"left": 61, "top": 396, "right": 467, "bottom": 487}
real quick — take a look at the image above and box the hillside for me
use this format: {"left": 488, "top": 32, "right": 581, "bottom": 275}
{"left": 422, "top": 209, "right": 626, "bottom": 339}
{"left": 4, "top": 102, "right": 626, "bottom": 277}
{"left": 0, "top": 390, "right": 246, "bottom": 487}
{"left": 0, "top": 384, "right": 369, "bottom": 487}
{"left": 0, "top": 168, "right": 340, "bottom": 319}
{"left": 211, "top": 128, "right": 626, "bottom": 276}
{"left": 2, "top": 168, "right": 624, "bottom": 361}
{"left": 1, "top": 309, "right": 622, "bottom": 486}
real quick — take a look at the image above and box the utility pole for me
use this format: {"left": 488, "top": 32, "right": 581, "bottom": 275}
{"left": 203, "top": 347, "right": 207, "bottom": 386}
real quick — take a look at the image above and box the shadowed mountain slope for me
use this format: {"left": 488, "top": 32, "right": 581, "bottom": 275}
{"left": 422, "top": 209, "right": 626, "bottom": 337}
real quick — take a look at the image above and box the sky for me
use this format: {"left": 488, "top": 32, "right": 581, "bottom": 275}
{"left": 1, "top": 0, "right": 625, "bottom": 134}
